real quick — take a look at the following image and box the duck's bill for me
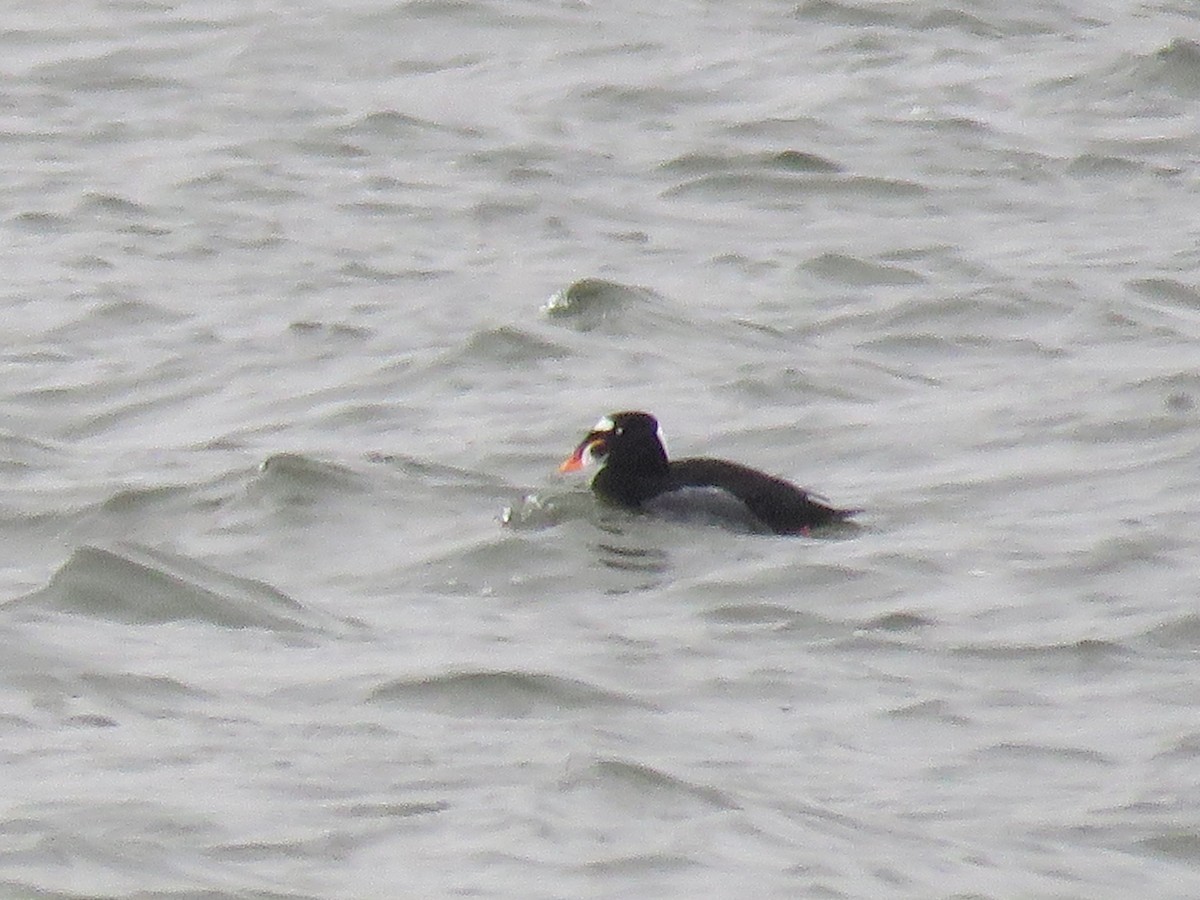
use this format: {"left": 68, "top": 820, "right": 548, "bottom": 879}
{"left": 558, "top": 444, "right": 587, "bottom": 473}
{"left": 559, "top": 436, "right": 602, "bottom": 473}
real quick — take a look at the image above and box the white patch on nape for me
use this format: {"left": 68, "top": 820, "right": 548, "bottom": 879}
{"left": 593, "top": 415, "right": 615, "bottom": 433}
{"left": 656, "top": 423, "right": 669, "bottom": 457}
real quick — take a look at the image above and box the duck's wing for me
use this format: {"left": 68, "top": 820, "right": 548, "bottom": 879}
{"left": 669, "top": 458, "right": 856, "bottom": 534}
{"left": 643, "top": 484, "right": 775, "bottom": 534}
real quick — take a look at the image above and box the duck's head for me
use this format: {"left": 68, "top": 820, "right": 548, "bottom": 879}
{"left": 559, "top": 411, "right": 668, "bottom": 474}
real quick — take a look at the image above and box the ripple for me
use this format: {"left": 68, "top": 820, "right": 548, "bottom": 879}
{"left": 44, "top": 298, "right": 185, "bottom": 341}
{"left": 256, "top": 452, "right": 369, "bottom": 500}
{"left": 1138, "top": 830, "right": 1200, "bottom": 862}
{"left": 1128, "top": 277, "right": 1200, "bottom": 310}
{"left": 886, "top": 699, "right": 969, "bottom": 725}
{"left": 972, "top": 741, "right": 1116, "bottom": 767}
{"left": 1066, "top": 153, "right": 1167, "bottom": 178}
{"left": 864, "top": 611, "right": 934, "bottom": 633}
{"left": 366, "top": 669, "right": 641, "bottom": 718}
{"left": 10, "top": 210, "right": 69, "bottom": 233}
{"left": 1040, "top": 37, "right": 1200, "bottom": 104}
{"left": 702, "top": 602, "right": 820, "bottom": 628}
{"left": 660, "top": 149, "right": 841, "bottom": 176}
{"left": 287, "top": 319, "right": 374, "bottom": 340}
{"left": 1139, "top": 38, "right": 1200, "bottom": 98}
{"left": 796, "top": 0, "right": 1093, "bottom": 35}
{"left": 802, "top": 253, "right": 925, "bottom": 287}
{"left": 541, "top": 277, "right": 665, "bottom": 333}
{"left": 561, "top": 757, "right": 740, "bottom": 813}
{"left": 337, "top": 109, "right": 479, "bottom": 141}
{"left": 1141, "top": 614, "right": 1200, "bottom": 653}
{"left": 662, "top": 171, "right": 926, "bottom": 203}
{"left": 1151, "top": 733, "right": 1200, "bottom": 761}
{"left": 34, "top": 49, "right": 183, "bottom": 92}
{"left": 596, "top": 541, "right": 670, "bottom": 575}
{"left": 949, "top": 639, "right": 1130, "bottom": 672}
{"left": 453, "top": 326, "right": 569, "bottom": 365}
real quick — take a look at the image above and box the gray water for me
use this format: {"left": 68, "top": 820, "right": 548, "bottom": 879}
{"left": 3, "top": 1, "right": 1200, "bottom": 897}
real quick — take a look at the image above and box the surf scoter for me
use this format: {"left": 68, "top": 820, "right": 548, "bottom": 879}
{"left": 559, "top": 411, "right": 856, "bottom": 535}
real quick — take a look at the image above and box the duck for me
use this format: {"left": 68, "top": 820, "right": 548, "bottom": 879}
{"left": 559, "top": 411, "right": 856, "bottom": 535}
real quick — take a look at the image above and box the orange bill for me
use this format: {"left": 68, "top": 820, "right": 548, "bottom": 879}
{"left": 558, "top": 443, "right": 587, "bottom": 473}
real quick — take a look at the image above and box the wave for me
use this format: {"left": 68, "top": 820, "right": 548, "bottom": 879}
{"left": 6, "top": 542, "right": 344, "bottom": 633}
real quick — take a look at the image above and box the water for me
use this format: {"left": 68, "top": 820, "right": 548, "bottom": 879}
{"left": 2, "top": 0, "right": 1200, "bottom": 896}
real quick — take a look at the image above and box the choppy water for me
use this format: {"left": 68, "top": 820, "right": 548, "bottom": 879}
{"left": 3, "top": 1, "right": 1200, "bottom": 896}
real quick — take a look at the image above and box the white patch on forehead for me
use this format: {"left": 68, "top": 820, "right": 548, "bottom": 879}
{"left": 656, "top": 423, "right": 669, "bottom": 457}
{"left": 593, "top": 415, "right": 615, "bottom": 432}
